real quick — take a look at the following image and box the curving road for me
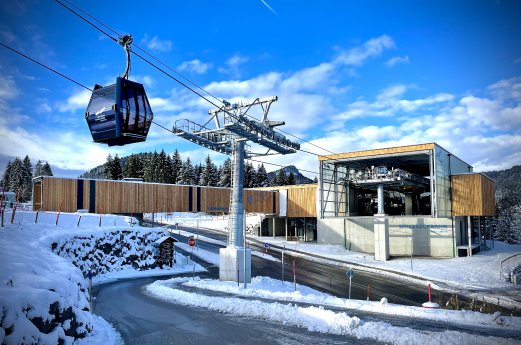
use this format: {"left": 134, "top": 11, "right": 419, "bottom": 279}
{"left": 92, "top": 224, "right": 521, "bottom": 344}
{"left": 92, "top": 276, "right": 379, "bottom": 345}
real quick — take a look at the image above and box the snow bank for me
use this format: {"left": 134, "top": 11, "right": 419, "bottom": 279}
{"left": 146, "top": 277, "right": 519, "bottom": 345}
{"left": 0, "top": 210, "right": 199, "bottom": 344}
{"left": 158, "top": 276, "right": 521, "bottom": 331}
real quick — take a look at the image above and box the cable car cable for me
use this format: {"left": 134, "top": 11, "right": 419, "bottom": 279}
{"left": 54, "top": 0, "right": 118, "bottom": 43}
{"left": 1, "top": 40, "right": 322, "bottom": 178}
{"left": 54, "top": 0, "right": 336, "bottom": 156}
{"left": 0, "top": 42, "right": 92, "bottom": 92}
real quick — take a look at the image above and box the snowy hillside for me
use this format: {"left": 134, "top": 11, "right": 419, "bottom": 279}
{"left": 0, "top": 210, "right": 197, "bottom": 344}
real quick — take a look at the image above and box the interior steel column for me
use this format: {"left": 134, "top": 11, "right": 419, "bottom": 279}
{"left": 377, "top": 183, "right": 384, "bottom": 215}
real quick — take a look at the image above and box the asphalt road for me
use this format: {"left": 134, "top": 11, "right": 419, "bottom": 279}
{"left": 172, "top": 225, "right": 427, "bottom": 306}
{"left": 93, "top": 276, "right": 380, "bottom": 345}
{"left": 92, "top": 224, "right": 521, "bottom": 343}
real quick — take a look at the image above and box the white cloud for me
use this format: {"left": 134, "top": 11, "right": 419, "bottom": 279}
{"left": 385, "top": 55, "right": 409, "bottom": 67}
{"left": 218, "top": 54, "right": 249, "bottom": 78}
{"left": 177, "top": 59, "right": 212, "bottom": 74}
{"left": 335, "top": 84, "right": 454, "bottom": 121}
{"left": 141, "top": 34, "right": 173, "bottom": 53}
{"left": 0, "top": 73, "right": 19, "bottom": 101}
{"left": 57, "top": 89, "right": 91, "bottom": 113}
{"left": 36, "top": 100, "right": 52, "bottom": 113}
{"left": 318, "top": 77, "right": 521, "bottom": 172}
{"left": 334, "top": 35, "right": 395, "bottom": 66}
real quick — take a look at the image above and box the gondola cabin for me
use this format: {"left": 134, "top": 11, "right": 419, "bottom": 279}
{"left": 85, "top": 77, "right": 153, "bottom": 146}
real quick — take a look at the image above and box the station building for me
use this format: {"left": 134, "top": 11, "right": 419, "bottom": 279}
{"left": 316, "top": 143, "right": 495, "bottom": 259}
{"left": 32, "top": 143, "right": 495, "bottom": 259}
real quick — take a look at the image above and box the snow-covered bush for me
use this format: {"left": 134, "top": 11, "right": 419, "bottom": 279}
{"left": 51, "top": 229, "right": 167, "bottom": 278}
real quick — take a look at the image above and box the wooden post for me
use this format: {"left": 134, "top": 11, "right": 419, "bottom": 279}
{"left": 11, "top": 190, "right": 20, "bottom": 224}
{"left": 55, "top": 198, "right": 63, "bottom": 225}
{"left": 99, "top": 204, "right": 103, "bottom": 227}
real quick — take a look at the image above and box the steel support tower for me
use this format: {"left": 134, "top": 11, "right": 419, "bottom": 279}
{"left": 174, "top": 96, "right": 299, "bottom": 284}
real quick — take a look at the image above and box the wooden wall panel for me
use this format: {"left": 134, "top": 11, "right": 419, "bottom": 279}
{"left": 201, "top": 187, "right": 230, "bottom": 213}
{"left": 36, "top": 177, "right": 281, "bottom": 215}
{"left": 83, "top": 181, "right": 90, "bottom": 211}
{"left": 42, "top": 178, "right": 77, "bottom": 212}
{"left": 480, "top": 175, "right": 496, "bottom": 216}
{"left": 286, "top": 186, "right": 317, "bottom": 217}
{"left": 318, "top": 143, "right": 435, "bottom": 161}
{"left": 452, "top": 174, "right": 495, "bottom": 216}
{"left": 33, "top": 181, "right": 42, "bottom": 210}
{"left": 244, "top": 189, "right": 278, "bottom": 214}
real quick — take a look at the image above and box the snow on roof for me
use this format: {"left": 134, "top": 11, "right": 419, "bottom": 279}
{"left": 154, "top": 236, "right": 179, "bottom": 244}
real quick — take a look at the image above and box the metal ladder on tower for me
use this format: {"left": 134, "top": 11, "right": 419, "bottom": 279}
{"left": 227, "top": 155, "right": 235, "bottom": 246}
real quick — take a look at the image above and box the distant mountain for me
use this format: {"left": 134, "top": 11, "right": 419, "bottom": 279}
{"left": 267, "top": 165, "right": 314, "bottom": 185}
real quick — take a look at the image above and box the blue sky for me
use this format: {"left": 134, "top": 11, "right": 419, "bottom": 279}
{"left": 0, "top": 0, "right": 520, "bottom": 178}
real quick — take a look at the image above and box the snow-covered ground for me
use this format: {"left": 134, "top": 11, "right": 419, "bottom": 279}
{"left": 145, "top": 276, "right": 520, "bottom": 345}
{"left": 2, "top": 209, "right": 520, "bottom": 344}
{"left": 0, "top": 210, "right": 202, "bottom": 345}
{"left": 156, "top": 212, "right": 521, "bottom": 291}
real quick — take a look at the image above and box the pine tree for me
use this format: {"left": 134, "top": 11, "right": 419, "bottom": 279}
{"left": 194, "top": 163, "right": 203, "bottom": 185}
{"left": 123, "top": 154, "right": 143, "bottom": 179}
{"left": 171, "top": 149, "right": 183, "bottom": 184}
{"left": 103, "top": 154, "right": 114, "bottom": 179}
{"left": 22, "top": 155, "right": 33, "bottom": 201}
{"left": 178, "top": 157, "right": 196, "bottom": 185}
{"left": 256, "top": 164, "right": 269, "bottom": 187}
{"left": 218, "top": 158, "right": 232, "bottom": 187}
{"left": 1, "top": 161, "right": 13, "bottom": 191}
{"left": 33, "top": 160, "right": 43, "bottom": 177}
{"left": 157, "top": 149, "right": 172, "bottom": 183}
{"left": 287, "top": 171, "right": 296, "bottom": 185}
{"left": 41, "top": 162, "right": 53, "bottom": 176}
{"left": 313, "top": 176, "right": 318, "bottom": 183}
{"left": 273, "top": 168, "right": 287, "bottom": 186}
{"left": 143, "top": 152, "right": 159, "bottom": 182}
{"left": 200, "top": 155, "right": 218, "bottom": 186}
{"left": 111, "top": 154, "right": 123, "bottom": 180}
{"left": 244, "top": 162, "right": 256, "bottom": 188}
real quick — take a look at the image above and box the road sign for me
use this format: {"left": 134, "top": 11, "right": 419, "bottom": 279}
{"left": 264, "top": 242, "right": 270, "bottom": 249}
{"left": 188, "top": 237, "right": 196, "bottom": 247}
{"left": 346, "top": 269, "right": 354, "bottom": 299}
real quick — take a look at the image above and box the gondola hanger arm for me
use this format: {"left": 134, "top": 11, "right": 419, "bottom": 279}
{"left": 118, "top": 34, "right": 133, "bottom": 79}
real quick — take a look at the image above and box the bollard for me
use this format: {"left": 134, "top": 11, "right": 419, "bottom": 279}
{"left": 367, "top": 284, "right": 371, "bottom": 301}
{"left": 293, "top": 260, "right": 297, "bottom": 292}
{"left": 422, "top": 283, "right": 440, "bottom": 308}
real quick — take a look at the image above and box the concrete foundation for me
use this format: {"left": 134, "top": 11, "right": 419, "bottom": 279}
{"left": 374, "top": 214, "right": 389, "bottom": 261}
{"left": 219, "top": 247, "right": 251, "bottom": 283}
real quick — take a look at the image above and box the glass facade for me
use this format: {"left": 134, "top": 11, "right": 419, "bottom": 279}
{"left": 434, "top": 144, "right": 472, "bottom": 218}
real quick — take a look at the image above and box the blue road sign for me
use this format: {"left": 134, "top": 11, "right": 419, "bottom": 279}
{"left": 346, "top": 269, "right": 354, "bottom": 279}
{"left": 264, "top": 242, "right": 270, "bottom": 249}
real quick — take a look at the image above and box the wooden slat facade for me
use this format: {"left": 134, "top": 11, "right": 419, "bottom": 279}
{"left": 451, "top": 173, "right": 496, "bottom": 216}
{"left": 318, "top": 143, "right": 435, "bottom": 161}
{"left": 256, "top": 184, "right": 318, "bottom": 218}
{"left": 33, "top": 177, "right": 279, "bottom": 215}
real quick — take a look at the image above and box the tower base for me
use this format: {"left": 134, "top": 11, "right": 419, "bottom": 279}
{"left": 219, "top": 247, "right": 251, "bottom": 283}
